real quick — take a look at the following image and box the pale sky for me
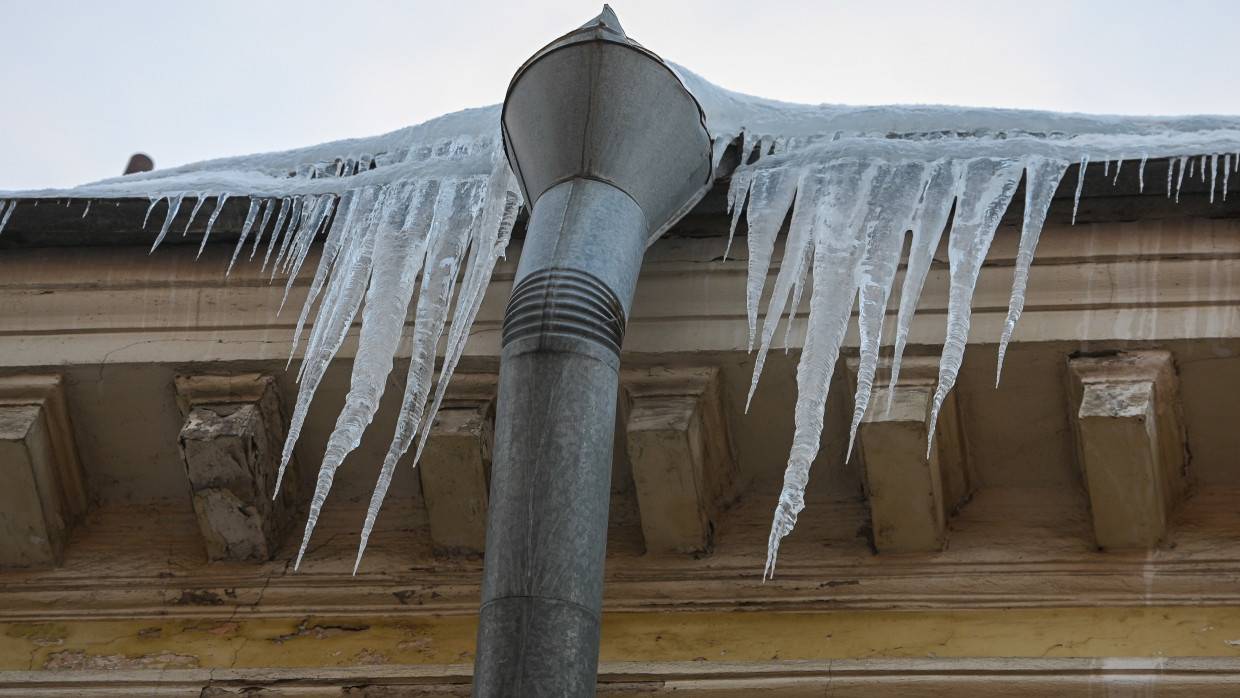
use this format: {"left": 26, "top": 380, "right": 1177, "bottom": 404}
{"left": 2, "top": 0, "right": 1238, "bottom": 190}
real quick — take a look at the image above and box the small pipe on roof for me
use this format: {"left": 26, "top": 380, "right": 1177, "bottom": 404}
{"left": 123, "top": 153, "right": 154, "bottom": 175}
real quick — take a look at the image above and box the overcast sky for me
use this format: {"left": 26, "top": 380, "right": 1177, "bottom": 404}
{"left": 2, "top": 0, "right": 1237, "bottom": 190}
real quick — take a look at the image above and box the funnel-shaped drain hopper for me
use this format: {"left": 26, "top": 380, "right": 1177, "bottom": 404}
{"left": 501, "top": 5, "right": 713, "bottom": 242}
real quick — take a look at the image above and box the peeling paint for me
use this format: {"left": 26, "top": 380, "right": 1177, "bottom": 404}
{"left": 43, "top": 648, "right": 199, "bottom": 670}
{"left": 271, "top": 619, "right": 371, "bottom": 645}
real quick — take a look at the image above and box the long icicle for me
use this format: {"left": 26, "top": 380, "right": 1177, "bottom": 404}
{"left": 765, "top": 159, "right": 878, "bottom": 578}
{"left": 182, "top": 194, "right": 208, "bottom": 237}
{"left": 249, "top": 198, "right": 276, "bottom": 261}
{"left": 723, "top": 168, "right": 754, "bottom": 261}
{"left": 995, "top": 157, "right": 1069, "bottom": 385}
{"left": 294, "top": 181, "right": 436, "bottom": 570}
{"left": 149, "top": 195, "right": 184, "bottom": 252}
{"left": 288, "top": 189, "right": 368, "bottom": 368}
{"left": 886, "top": 160, "right": 960, "bottom": 410}
{"left": 926, "top": 157, "right": 1025, "bottom": 455}
{"left": 745, "top": 167, "right": 814, "bottom": 411}
{"left": 196, "top": 194, "right": 230, "bottom": 259}
{"left": 355, "top": 162, "right": 520, "bottom": 572}
{"left": 344, "top": 178, "right": 485, "bottom": 571}
{"left": 845, "top": 161, "right": 926, "bottom": 460}
{"left": 742, "top": 168, "right": 799, "bottom": 351}
{"left": 228, "top": 198, "right": 262, "bottom": 275}
{"left": 274, "top": 187, "right": 387, "bottom": 497}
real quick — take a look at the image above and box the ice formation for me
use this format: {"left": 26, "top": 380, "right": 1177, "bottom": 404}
{"left": 676, "top": 67, "right": 1240, "bottom": 576}
{"left": 3, "top": 66, "right": 1239, "bottom": 575}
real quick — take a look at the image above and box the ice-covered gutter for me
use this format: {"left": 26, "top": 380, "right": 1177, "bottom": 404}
{"left": 2, "top": 13, "right": 1239, "bottom": 579}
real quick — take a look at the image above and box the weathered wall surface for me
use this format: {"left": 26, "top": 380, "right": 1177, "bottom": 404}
{"left": 2, "top": 216, "right": 1240, "bottom": 693}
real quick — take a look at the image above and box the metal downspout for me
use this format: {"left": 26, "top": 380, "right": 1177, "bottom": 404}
{"left": 472, "top": 6, "right": 713, "bottom": 696}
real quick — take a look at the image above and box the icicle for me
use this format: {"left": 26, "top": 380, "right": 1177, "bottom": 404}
{"left": 411, "top": 164, "right": 519, "bottom": 462}
{"left": 845, "top": 161, "right": 926, "bottom": 460}
{"left": 276, "top": 195, "right": 319, "bottom": 277}
{"left": 282, "top": 195, "right": 322, "bottom": 276}
{"left": 1200, "top": 155, "right": 1207, "bottom": 181}
{"left": 288, "top": 195, "right": 337, "bottom": 279}
{"left": 182, "top": 195, "right": 207, "bottom": 236}
{"left": 261, "top": 198, "right": 292, "bottom": 271}
{"left": 1175, "top": 155, "right": 1188, "bottom": 203}
{"left": 1167, "top": 157, "right": 1176, "bottom": 198}
{"left": 1209, "top": 154, "right": 1218, "bottom": 204}
{"left": 710, "top": 135, "right": 731, "bottom": 172}
{"left": 782, "top": 252, "right": 809, "bottom": 352}
{"left": 278, "top": 195, "right": 338, "bottom": 312}
{"left": 227, "top": 198, "right": 262, "bottom": 275}
{"left": 196, "top": 194, "right": 229, "bottom": 259}
{"left": 0, "top": 200, "right": 14, "bottom": 235}
{"left": 249, "top": 198, "right": 275, "bottom": 260}
{"left": 1224, "top": 154, "right": 1232, "bottom": 202}
{"left": 274, "top": 189, "right": 385, "bottom": 498}
{"left": 723, "top": 169, "right": 754, "bottom": 260}
{"left": 745, "top": 167, "right": 821, "bottom": 411}
{"left": 149, "top": 195, "right": 184, "bottom": 251}
{"left": 81, "top": 200, "right": 91, "bottom": 218}
{"left": 926, "top": 157, "right": 1024, "bottom": 454}
{"left": 1103, "top": 159, "right": 1110, "bottom": 177}
{"left": 288, "top": 189, "right": 370, "bottom": 367}
{"left": 765, "top": 159, "right": 879, "bottom": 579}
{"left": 142, "top": 197, "right": 161, "bottom": 229}
{"left": 293, "top": 191, "right": 389, "bottom": 388}
{"left": 1138, "top": 155, "right": 1147, "bottom": 193}
{"left": 270, "top": 196, "right": 306, "bottom": 277}
{"left": 739, "top": 131, "right": 757, "bottom": 164}
{"left": 1189, "top": 157, "right": 1196, "bottom": 180}
{"left": 1112, "top": 158, "right": 1123, "bottom": 186}
{"left": 294, "top": 181, "right": 441, "bottom": 570}
{"left": 887, "top": 160, "right": 960, "bottom": 404}
{"left": 356, "top": 162, "right": 520, "bottom": 571}
{"left": 1071, "top": 155, "right": 1089, "bottom": 225}
{"left": 412, "top": 192, "right": 520, "bottom": 465}
{"left": 742, "top": 168, "right": 799, "bottom": 351}
{"left": 996, "top": 157, "right": 1069, "bottom": 386}
{"left": 337, "top": 179, "right": 481, "bottom": 571}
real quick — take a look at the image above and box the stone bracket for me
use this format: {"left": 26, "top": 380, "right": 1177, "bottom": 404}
{"left": 0, "top": 374, "right": 87, "bottom": 568}
{"left": 1067, "top": 351, "right": 1188, "bottom": 550}
{"left": 621, "top": 366, "right": 738, "bottom": 555}
{"left": 417, "top": 373, "right": 497, "bottom": 557}
{"left": 847, "top": 357, "right": 972, "bottom": 554}
{"left": 175, "top": 374, "right": 296, "bottom": 562}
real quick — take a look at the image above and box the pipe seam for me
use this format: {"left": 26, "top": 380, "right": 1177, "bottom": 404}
{"left": 502, "top": 267, "right": 627, "bottom": 354}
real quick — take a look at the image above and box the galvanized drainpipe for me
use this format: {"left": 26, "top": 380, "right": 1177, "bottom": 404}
{"left": 472, "top": 7, "right": 713, "bottom": 696}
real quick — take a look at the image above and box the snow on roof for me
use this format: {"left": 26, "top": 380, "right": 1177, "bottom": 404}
{"left": 4, "top": 65, "right": 1238, "bottom": 204}
{"left": 3, "top": 60, "right": 1238, "bottom": 576}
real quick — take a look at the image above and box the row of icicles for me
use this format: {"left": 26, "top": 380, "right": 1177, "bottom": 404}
{"left": 720, "top": 148, "right": 1238, "bottom": 577}
{"left": 0, "top": 149, "right": 1235, "bottom": 576}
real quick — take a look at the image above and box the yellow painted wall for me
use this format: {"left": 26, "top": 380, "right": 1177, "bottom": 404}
{"left": 5, "top": 607, "right": 1240, "bottom": 671}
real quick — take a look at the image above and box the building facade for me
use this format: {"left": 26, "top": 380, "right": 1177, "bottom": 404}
{"left": 0, "top": 162, "right": 1239, "bottom": 694}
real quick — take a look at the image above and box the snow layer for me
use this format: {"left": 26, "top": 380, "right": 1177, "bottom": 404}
{"left": 3, "top": 67, "right": 1239, "bottom": 574}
